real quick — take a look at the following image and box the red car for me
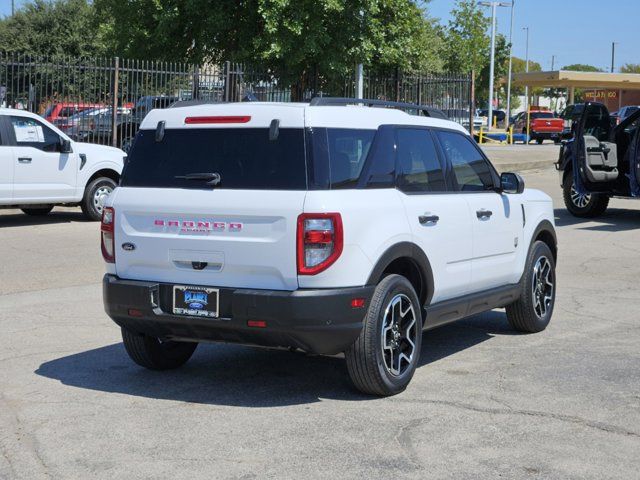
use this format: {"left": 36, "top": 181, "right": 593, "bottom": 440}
{"left": 43, "top": 102, "right": 104, "bottom": 123}
{"left": 510, "top": 109, "right": 564, "bottom": 144}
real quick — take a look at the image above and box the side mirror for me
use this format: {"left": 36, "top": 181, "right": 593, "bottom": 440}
{"left": 60, "top": 138, "right": 72, "bottom": 154}
{"left": 500, "top": 172, "right": 525, "bottom": 194}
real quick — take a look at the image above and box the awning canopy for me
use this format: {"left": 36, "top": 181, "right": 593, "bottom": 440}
{"left": 512, "top": 70, "right": 640, "bottom": 90}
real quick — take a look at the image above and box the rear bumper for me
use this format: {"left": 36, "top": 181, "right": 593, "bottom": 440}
{"left": 103, "top": 274, "right": 374, "bottom": 355}
{"left": 530, "top": 131, "right": 561, "bottom": 139}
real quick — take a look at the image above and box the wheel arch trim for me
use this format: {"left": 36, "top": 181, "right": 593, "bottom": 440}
{"left": 365, "top": 242, "right": 435, "bottom": 306}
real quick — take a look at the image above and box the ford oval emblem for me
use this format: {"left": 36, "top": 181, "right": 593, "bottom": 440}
{"left": 122, "top": 242, "right": 136, "bottom": 251}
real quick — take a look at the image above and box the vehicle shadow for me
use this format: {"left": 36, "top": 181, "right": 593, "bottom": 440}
{"left": 0, "top": 209, "right": 88, "bottom": 227}
{"left": 36, "top": 311, "right": 513, "bottom": 407}
{"left": 554, "top": 207, "right": 640, "bottom": 231}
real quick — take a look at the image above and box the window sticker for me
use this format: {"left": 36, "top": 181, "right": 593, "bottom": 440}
{"left": 14, "top": 124, "right": 45, "bottom": 143}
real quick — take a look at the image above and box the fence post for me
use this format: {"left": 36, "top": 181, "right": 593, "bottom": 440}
{"left": 111, "top": 56, "right": 119, "bottom": 148}
{"left": 223, "top": 61, "right": 231, "bottom": 102}
{"left": 469, "top": 71, "right": 475, "bottom": 137}
{"left": 192, "top": 65, "right": 200, "bottom": 100}
{"left": 395, "top": 67, "right": 401, "bottom": 102}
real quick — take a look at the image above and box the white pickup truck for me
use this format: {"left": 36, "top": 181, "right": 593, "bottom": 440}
{"left": 0, "top": 109, "right": 125, "bottom": 220}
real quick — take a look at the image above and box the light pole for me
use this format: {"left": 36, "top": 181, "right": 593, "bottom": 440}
{"left": 480, "top": 2, "right": 511, "bottom": 129}
{"left": 523, "top": 26, "right": 530, "bottom": 144}
{"left": 506, "top": 1, "right": 515, "bottom": 126}
{"left": 551, "top": 55, "right": 556, "bottom": 71}
{"left": 611, "top": 42, "right": 617, "bottom": 73}
{"left": 355, "top": 9, "right": 365, "bottom": 99}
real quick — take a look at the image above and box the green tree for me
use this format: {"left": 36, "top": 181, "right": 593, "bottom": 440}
{"left": 95, "top": 0, "right": 443, "bottom": 69}
{"left": 442, "top": 0, "right": 490, "bottom": 92}
{"left": 561, "top": 64, "right": 602, "bottom": 72}
{"left": 620, "top": 63, "right": 640, "bottom": 74}
{"left": 476, "top": 33, "right": 509, "bottom": 108}
{"left": 0, "top": 0, "right": 104, "bottom": 57}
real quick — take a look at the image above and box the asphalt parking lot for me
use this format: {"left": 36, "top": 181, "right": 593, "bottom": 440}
{"left": 1, "top": 165, "right": 639, "bottom": 479}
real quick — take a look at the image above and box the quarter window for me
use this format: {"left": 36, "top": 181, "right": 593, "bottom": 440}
{"left": 437, "top": 131, "right": 495, "bottom": 191}
{"left": 396, "top": 128, "right": 446, "bottom": 192}
{"left": 10, "top": 116, "right": 61, "bottom": 152}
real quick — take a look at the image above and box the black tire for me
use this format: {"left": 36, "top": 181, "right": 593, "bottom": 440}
{"left": 536, "top": 138, "right": 544, "bottom": 145}
{"left": 21, "top": 206, "right": 53, "bottom": 216}
{"left": 81, "top": 176, "right": 117, "bottom": 221}
{"left": 345, "top": 274, "right": 423, "bottom": 396}
{"left": 562, "top": 174, "right": 609, "bottom": 218}
{"left": 506, "top": 241, "right": 556, "bottom": 333}
{"left": 121, "top": 327, "right": 197, "bottom": 370}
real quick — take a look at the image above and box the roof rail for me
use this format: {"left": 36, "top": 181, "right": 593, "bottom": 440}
{"left": 309, "top": 97, "right": 448, "bottom": 120}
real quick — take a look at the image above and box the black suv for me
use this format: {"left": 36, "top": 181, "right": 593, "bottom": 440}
{"left": 556, "top": 102, "right": 640, "bottom": 217}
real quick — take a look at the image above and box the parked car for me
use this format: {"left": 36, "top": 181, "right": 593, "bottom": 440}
{"left": 556, "top": 101, "right": 640, "bottom": 217}
{"left": 443, "top": 108, "right": 484, "bottom": 130}
{"left": 478, "top": 109, "right": 506, "bottom": 127}
{"left": 614, "top": 105, "right": 640, "bottom": 125}
{"left": 101, "top": 98, "right": 557, "bottom": 396}
{"left": 116, "top": 96, "right": 181, "bottom": 151}
{"left": 43, "top": 102, "right": 104, "bottom": 124}
{"left": 510, "top": 110, "right": 564, "bottom": 144}
{"left": 0, "top": 109, "right": 125, "bottom": 220}
{"left": 54, "top": 107, "right": 110, "bottom": 139}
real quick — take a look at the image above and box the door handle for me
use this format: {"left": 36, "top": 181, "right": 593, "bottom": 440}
{"left": 476, "top": 209, "right": 493, "bottom": 219}
{"left": 419, "top": 214, "right": 439, "bottom": 225}
{"left": 18, "top": 157, "right": 32, "bottom": 164}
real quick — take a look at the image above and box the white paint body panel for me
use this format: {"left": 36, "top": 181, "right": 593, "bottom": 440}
{"left": 106, "top": 102, "right": 556, "bottom": 306}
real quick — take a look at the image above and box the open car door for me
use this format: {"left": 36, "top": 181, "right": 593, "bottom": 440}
{"left": 626, "top": 113, "right": 640, "bottom": 197}
{"left": 572, "top": 102, "right": 619, "bottom": 194}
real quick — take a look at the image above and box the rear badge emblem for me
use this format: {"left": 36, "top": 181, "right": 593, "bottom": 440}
{"left": 122, "top": 242, "right": 136, "bottom": 251}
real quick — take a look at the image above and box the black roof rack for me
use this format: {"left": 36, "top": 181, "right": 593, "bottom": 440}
{"left": 309, "top": 97, "right": 448, "bottom": 120}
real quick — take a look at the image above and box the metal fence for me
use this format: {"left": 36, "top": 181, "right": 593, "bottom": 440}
{"left": 0, "top": 52, "right": 473, "bottom": 150}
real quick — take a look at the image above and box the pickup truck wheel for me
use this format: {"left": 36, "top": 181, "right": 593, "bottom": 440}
{"left": 345, "top": 274, "right": 422, "bottom": 396}
{"left": 506, "top": 241, "right": 556, "bottom": 333}
{"left": 562, "top": 176, "right": 609, "bottom": 218}
{"left": 21, "top": 206, "right": 53, "bottom": 216}
{"left": 536, "top": 138, "right": 544, "bottom": 145}
{"left": 121, "top": 327, "right": 197, "bottom": 370}
{"left": 81, "top": 177, "right": 117, "bottom": 221}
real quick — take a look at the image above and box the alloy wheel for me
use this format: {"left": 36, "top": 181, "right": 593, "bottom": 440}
{"left": 381, "top": 294, "right": 417, "bottom": 376}
{"left": 531, "top": 256, "right": 554, "bottom": 318}
{"left": 570, "top": 183, "right": 592, "bottom": 209}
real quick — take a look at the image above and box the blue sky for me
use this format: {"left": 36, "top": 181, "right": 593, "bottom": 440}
{"left": 428, "top": 0, "right": 640, "bottom": 71}
{"left": 2, "top": 0, "right": 639, "bottom": 71}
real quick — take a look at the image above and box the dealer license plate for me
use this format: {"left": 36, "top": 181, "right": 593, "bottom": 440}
{"left": 172, "top": 285, "right": 219, "bottom": 318}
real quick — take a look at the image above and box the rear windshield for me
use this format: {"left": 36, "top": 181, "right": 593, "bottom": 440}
{"left": 121, "top": 128, "right": 307, "bottom": 190}
{"left": 531, "top": 112, "right": 555, "bottom": 119}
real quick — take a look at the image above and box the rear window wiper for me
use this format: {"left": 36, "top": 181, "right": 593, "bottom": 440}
{"left": 174, "top": 172, "right": 221, "bottom": 186}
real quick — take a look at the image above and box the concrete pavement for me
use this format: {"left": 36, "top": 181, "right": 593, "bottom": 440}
{"left": 1, "top": 167, "right": 639, "bottom": 479}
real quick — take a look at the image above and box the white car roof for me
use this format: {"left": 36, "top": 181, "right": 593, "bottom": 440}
{"left": 140, "top": 102, "right": 468, "bottom": 134}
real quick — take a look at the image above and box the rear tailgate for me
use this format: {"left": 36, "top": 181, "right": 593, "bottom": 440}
{"left": 531, "top": 117, "right": 564, "bottom": 133}
{"left": 112, "top": 188, "right": 305, "bottom": 290}
{"left": 112, "top": 103, "right": 308, "bottom": 291}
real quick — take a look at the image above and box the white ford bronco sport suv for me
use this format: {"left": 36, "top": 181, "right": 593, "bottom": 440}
{"left": 0, "top": 109, "right": 125, "bottom": 220}
{"left": 102, "top": 98, "right": 557, "bottom": 396}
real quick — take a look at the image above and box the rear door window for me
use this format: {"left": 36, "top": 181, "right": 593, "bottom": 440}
{"left": 121, "top": 128, "right": 307, "bottom": 190}
{"left": 395, "top": 128, "right": 446, "bottom": 192}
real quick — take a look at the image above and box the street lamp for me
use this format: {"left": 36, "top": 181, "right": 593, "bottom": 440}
{"left": 505, "top": 1, "right": 515, "bottom": 126}
{"left": 523, "top": 26, "right": 529, "bottom": 109}
{"left": 479, "top": 2, "right": 512, "bottom": 129}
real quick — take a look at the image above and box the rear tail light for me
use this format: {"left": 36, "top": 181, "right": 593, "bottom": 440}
{"left": 101, "top": 207, "right": 115, "bottom": 263}
{"left": 297, "top": 213, "right": 343, "bottom": 275}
